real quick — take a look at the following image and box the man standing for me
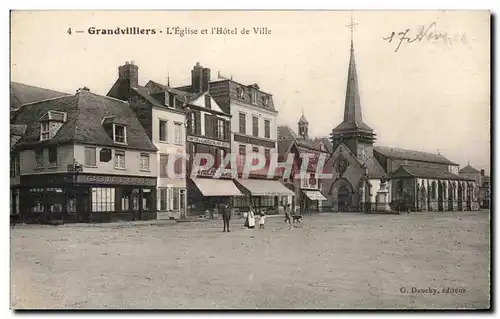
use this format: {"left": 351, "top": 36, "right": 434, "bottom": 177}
{"left": 222, "top": 202, "right": 231, "bottom": 232}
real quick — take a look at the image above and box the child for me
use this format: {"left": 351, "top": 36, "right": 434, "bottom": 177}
{"left": 259, "top": 212, "right": 266, "bottom": 229}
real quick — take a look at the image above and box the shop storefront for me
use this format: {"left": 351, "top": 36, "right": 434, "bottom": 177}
{"left": 234, "top": 178, "right": 295, "bottom": 214}
{"left": 19, "top": 173, "right": 157, "bottom": 223}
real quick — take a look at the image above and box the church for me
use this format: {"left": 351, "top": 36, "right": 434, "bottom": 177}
{"left": 279, "top": 32, "right": 481, "bottom": 213}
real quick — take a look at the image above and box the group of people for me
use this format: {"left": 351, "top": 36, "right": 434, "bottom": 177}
{"left": 219, "top": 203, "right": 303, "bottom": 233}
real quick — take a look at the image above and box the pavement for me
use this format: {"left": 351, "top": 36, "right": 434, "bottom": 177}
{"left": 10, "top": 210, "right": 490, "bottom": 309}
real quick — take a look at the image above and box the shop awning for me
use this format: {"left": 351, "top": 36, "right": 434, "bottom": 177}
{"left": 302, "top": 190, "right": 327, "bottom": 201}
{"left": 191, "top": 178, "right": 243, "bottom": 197}
{"left": 235, "top": 179, "right": 295, "bottom": 196}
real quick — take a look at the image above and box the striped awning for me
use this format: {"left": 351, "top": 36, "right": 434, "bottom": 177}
{"left": 302, "top": 190, "right": 327, "bottom": 201}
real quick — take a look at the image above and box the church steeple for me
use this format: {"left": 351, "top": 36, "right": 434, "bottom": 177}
{"left": 298, "top": 109, "right": 309, "bottom": 140}
{"left": 331, "top": 15, "right": 376, "bottom": 154}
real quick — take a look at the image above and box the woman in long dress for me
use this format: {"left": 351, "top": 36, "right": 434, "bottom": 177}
{"left": 247, "top": 206, "right": 256, "bottom": 229}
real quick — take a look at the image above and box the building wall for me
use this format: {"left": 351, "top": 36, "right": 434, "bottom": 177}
{"left": 74, "top": 145, "right": 157, "bottom": 177}
{"left": 20, "top": 144, "right": 75, "bottom": 175}
{"left": 230, "top": 100, "right": 277, "bottom": 155}
{"left": 152, "top": 107, "right": 186, "bottom": 188}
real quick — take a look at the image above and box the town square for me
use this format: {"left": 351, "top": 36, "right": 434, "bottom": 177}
{"left": 9, "top": 11, "right": 490, "bottom": 310}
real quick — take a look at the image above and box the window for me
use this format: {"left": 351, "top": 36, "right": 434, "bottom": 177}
{"left": 239, "top": 113, "right": 246, "bottom": 134}
{"left": 265, "top": 149, "right": 271, "bottom": 165}
{"left": 251, "top": 91, "right": 257, "bottom": 104}
{"left": 239, "top": 145, "right": 246, "bottom": 155}
{"left": 252, "top": 116, "right": 259, "bottom": 137}
{"left": 10, "top": 155, "right": 20, "bottom": 178}
{"left": 204, "top": 114, "right": 213, "bottom": 137}
{"left": 173, "top": 155, "right": 183, "bottom": 175}
{"left": 216, "top": 118, "right": 225, "bottom": 140}
{"left": 252, "top": 147, "right": 260, "bottom": 165}
{"left": 164, "top": 92, "right": 169, "bottom": 106}
{"left": 205, "top": 95, "right": 211, "bottom": 108}
{"left": 159, "top": 188, "right": 168, "bottom": 211}
{"left": 159, "top": 120, "right": 167, "bottom": 142}
{"left": 35, "top": 149, "right": 43, "bottom": 168}
{"left": 264, "top": 120, "right": 271, "bottom": 139}
{"left": 85, "top": 147, "right": 97, "bottom": 166}
{"left": 140, "top": 153, "right": 150, "bottom": 171}
{"left": 113, "top": 125, "right": 127, "bottom": 144}
{"left": 173, "top": 188, "right": 180, "bottom": 210}
{"left": 160, "top": 154, "right": 168, "bottom": 177}
{"left": 115, "top": 151, "right": 125, "bottom": 169}
{"left": 91, "top": 187, "right": 115, "bottom": 212}
{"left": 121, "top": 192, "right": 130, "bottom": 211}
{"left": 190, "top": 112, "right": 197, "bottom": 134}
{"left": 174, "top": 123, "right": 182, "bottom": 144}
{"left": 40, "top": 122, "right": 50, "bottom": 141}
{"left": 48, "top": 147, "right": 57, "bottom": 167}
{"left": 142, "top": 189, "right": 153, "bottom": 211}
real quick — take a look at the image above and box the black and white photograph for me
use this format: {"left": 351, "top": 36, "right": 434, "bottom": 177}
{"left": 8, "top": 9, "right": 491, "bottom": 310}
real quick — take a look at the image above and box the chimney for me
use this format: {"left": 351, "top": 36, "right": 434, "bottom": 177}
{"left": 191, "top": 62, "right": 210, "bottom": 93}
{"left": 202, "top": 68, "right": 211, "bottom": 92}
{"left": 118, "top": 61, "right": 139, "bottom": 88}
{"left": 481, "top": 169, "right": 485, "bottom": 176}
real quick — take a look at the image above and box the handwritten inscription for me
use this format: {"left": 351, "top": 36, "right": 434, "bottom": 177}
{"left": 383, "top": 21, "right": 469, "bottom": 52}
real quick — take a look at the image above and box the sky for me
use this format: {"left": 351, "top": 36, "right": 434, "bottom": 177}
{"left": 10, "top": 10, "right": 490, "bottom": 174}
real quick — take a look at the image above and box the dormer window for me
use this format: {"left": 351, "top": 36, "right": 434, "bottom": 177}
{"left": 164, "top": 92, "right": 170, "bottom": 107}
{"left": 251, "top": 91, "right": 257, "bottom": 105}
{"left": 40, "top": 122, "right": 50, "bottom": 141}
{"left": 39, "top": 110, "right": 67, "bottom": 141}
{"left": 113, "top": 124, "right": 127, "bottom": 144}
{"left": 205, "top": 95, "right": 211, "bottom": 109}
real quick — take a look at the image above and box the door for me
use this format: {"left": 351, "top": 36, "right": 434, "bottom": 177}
{"left": 180, "top": 189, "right": 186, "bottom": 219}
{"left": 438, "top": 182, "right": 444, "bottom": 211}
{"left": 131, "top": 189, "right": 140, "bottom": 220}
{"left": 337, "top": 186, "right": 351, "bottom": 212}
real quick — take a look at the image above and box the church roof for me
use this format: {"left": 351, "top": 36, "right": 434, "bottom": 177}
{"left": 392, "top": 165, "right": 472, "bottom": 181}
{"left": 459, "top": 164, "right": 480, "bottom": 174}
{"left": 332, "top": 41, "right": 373, "bottom": 134}
{"left": 374, "top": 146, "right": 458, "bottom": 165}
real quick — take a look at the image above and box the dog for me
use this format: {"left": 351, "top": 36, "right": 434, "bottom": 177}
{"left": 292, "top": 215, "right": 302, "bottom": 223}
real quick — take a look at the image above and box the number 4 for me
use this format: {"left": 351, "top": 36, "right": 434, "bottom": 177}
{"left": 67, "top": 27, "right": 72, "bottom": 35}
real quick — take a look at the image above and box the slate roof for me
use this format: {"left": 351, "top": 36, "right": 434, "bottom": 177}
{"left": 332, "top": 43, "right": 373, "bottom": 134}
{"left": 11, "top": 89, "right": 157, "bottom": 152}
{"left": 459, "top": 164, "right": 480, "bottom": 174}
{"left": 277, "top": 125, "right": 299, "bottom": 140}
{"left": 277, "top": 139, "right": 294, "bottom": 158}
{"left": 10, "top": 82, "right": 70, "bottom": 109}
{"left": 374, "top": 146, "right": 458, "bottom": 165}
{"left": 392, "top": 165, "right": 472, "bottom": 181}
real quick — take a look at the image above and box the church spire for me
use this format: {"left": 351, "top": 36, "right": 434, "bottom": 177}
{"left": 333, "top": 15, "right": 373, "bottom": 134}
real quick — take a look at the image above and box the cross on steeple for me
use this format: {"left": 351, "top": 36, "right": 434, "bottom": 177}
{"left": 346, "top": 13, "right": 358, "bottom": 50}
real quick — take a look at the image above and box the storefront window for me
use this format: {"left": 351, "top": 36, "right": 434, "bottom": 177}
{"left": 91, "top": 187, "right": 115, "bottom": 212}
{"left": 260, "top": 196, "right": 275, "bottom": 207}
{"left": 173, "top": 188, "right": 180, "bottom": 210}
{"left": 122, "top": 193, "right": 130, "bottom": 211}
{"left": 142, "top": 189, "right": 154, "bottom": 211}
{"left": 67, "top": 198, "right": 76, "bottom": 213}
{"left": 159, "top": 188, "right": 168, "bottom": 211}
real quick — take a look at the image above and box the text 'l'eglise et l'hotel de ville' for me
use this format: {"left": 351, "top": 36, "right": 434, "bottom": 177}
{"left": 9, "top": 35, "right": 488, "bottom": 224}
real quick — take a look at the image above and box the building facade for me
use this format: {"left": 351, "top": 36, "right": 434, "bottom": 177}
{"left": 277, "top": 116, "right": 330, "bottom": 213}
{"left": 174, "top": 63, "right": 293, "bottom": 214}
{"left": 107, "top": 62, "right": 187, "bottom": 219}
{"left": 11, "top": 87, "right": 158, "bottom": 223}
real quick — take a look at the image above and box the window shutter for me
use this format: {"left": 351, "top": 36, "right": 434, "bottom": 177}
{"left": 213, "top": 116, "right": 219, "bottom": 139}
{"left": 195, "top": 112, "right": 201, "bottom": 135}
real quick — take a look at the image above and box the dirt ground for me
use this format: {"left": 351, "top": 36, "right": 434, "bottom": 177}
{"left": 10, "top": 211, "right": 490, "bottom": 309}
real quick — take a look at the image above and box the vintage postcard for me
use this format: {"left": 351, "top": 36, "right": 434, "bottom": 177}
{"left": 9, "top": 10, "right": 490, "bottom": 310}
